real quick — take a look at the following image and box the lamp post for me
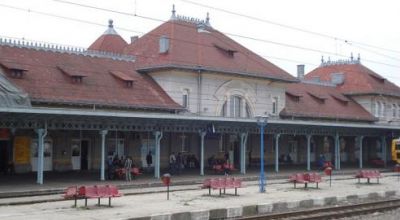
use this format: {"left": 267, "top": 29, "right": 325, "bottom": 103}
{"left": 256, "top": 115, "right": 268, "bottom": 193}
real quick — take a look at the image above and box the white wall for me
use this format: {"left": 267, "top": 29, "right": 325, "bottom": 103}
{"left": 149, "top": 70, "right": 287, "bottom": 118}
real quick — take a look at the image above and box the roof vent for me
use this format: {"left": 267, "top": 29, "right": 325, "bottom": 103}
{"left": 331, "top": 72, "right": 345, "bottom": 85}
{"left": 159, "top": 35, "right": 169, "bottom": 54}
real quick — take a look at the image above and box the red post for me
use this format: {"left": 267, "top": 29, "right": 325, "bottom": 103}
{"left": 161, "top": 173, "right": 171, "bottom": 200}
{"left": 324, "top": 167, "right": 333, "bottom": 187}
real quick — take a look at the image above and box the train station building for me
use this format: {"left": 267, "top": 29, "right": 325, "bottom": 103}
{"left": 1, "top": 8, "right": 400, "bottom": 184}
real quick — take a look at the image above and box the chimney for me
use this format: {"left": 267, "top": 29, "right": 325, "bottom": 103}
{"left": 130, "top": 36, "right": 139, "bottom": 44}
{"left": 297, "top": 64, "right": 305, "bottom": 80}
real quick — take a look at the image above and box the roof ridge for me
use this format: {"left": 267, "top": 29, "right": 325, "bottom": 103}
{"left": 0, "top": 36, "right": 135, "bottom": 62}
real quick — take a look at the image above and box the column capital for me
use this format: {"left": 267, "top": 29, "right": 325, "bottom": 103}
{"left": 99, "top": 130, "right": 108, "bottom": 136}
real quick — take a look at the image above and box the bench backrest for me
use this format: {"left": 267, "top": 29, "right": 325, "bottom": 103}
{"left": 64, "top": 186, "right": 78, "bottom": 198}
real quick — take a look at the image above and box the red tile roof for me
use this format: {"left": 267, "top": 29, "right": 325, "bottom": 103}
{"left": 0, "top": 45, "right": 181, "bottom": 111}
{"left": 281, "top": 82, "right": 376, "bottom": 121}
{"left": 305, "top": 63, "right": 400, "bottom": 97}
{"left": 88, "top": 34, "right": 128, "bottom": 54}
{"left": 123, "top": 20, "right": 296, "bottom": 82}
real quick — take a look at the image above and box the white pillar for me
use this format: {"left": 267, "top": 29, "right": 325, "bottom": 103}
{"left": 240, "top": 132, "right": 248, "bottom": 174}
{"left": 99, "top": 130, "right": 108, "bottom": 181}
{"left": 199, "top": 131, "right": 206, "bottom": 176}
{"left": 154, "top": 131, "right": 163, "bottom": 178}
{"left": 359, "top": 136, "right": 364, "bottom": 168}
{"left": 36, "top": 128, "right": 47, "bottom": 185}
{"left": 306, "top": 134, "right": 311, "bottom": 171}
{"left": 275, "top": 134, "right": 280, "bottom": 173}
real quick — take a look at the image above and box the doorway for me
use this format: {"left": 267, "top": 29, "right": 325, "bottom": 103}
{"left": 71, "top": 139, "right": 90, "bottom": 171}
{"left": 81, "top": 140, "right": 89, "bottom": 170}
{"left": 0, "top": 140, "right": 10, "bottom": 174}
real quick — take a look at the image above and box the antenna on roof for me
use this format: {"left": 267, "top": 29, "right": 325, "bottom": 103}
{"left": 171, "top": 4, "right": 177, "bottom": 20}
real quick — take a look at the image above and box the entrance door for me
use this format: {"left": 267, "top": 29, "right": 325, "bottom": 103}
{"left": 0, "top": 141, "right": 9, "bottom": 174}
{"left": 80, "top": 140, "right": 89, "bottom": 170}
{"left": 31, "top": 139, "right": 53, "bottom": 171}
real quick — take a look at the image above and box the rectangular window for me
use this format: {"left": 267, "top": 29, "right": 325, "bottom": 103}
{"left": 182, "top": 94, "right": 188, "bottom": 108}
{"left": 272, "top": 97, "right": 278, "bottom": 115}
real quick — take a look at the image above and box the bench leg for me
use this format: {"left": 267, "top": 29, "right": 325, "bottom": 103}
{"left": 109, "top": 197, "right": 111, "bottom": 207}
{"left": 223, "top": 188, "right": 226, "bottom": 194}
{"left": 219, "top": 189, "right": 222, "bottom": 196}
{"left": 305, "top": 183, "right": 307, "bottom": 188}
{"left": 294, "top": 182, "right": 296, "bottom": 189}
{"left": 85, "top": 198, "right": 87, "bottom": 207}
{"left": 358, "top": 178, "right": 360, "bottom": 183}
{"left": 377, "top": 178, "right": 379, "bottom": 184}
{"left": 316, "top": 182, "right": 318, "bottom": 189}
{"left": 367, "top": 178, "right": 370, "bottom": 184}
{"left": 74, "top": 197, "right": 77, "bottom": 207}
{"left": 98, "top": 198, "right": 100, "bottom": 206}
{"left": 235, "top": 188, "right": 237, "bottom": 196}
{"left": 209, "top": 187, "right": 211, "bottom": 195}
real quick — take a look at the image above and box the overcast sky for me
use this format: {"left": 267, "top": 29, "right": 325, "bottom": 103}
{"left": 1, "top": 0, "right": 399, "bottom": 85}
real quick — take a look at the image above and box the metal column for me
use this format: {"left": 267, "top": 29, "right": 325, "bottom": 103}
{"left": 382, "top": 136, "right": 387, "bottom": 167}
{"left": 36, "top": 128, "right": 47, "bottom": 185}
{"left": 359, "top": 136, "right": 364, "bottom": 168}
{"left": 240, "top": 132, "right": 248, "bottom": 174}
{"left": 335, "top": 133, "right": 340, "bottom": 170}
{"left": 275, "top": 134, "right": 280, "bottom": 173}
{"left": 199, "top": 131, "right": 206, "bottom": 176}
{"left": 306, "top": 134, "right": 312, "bottom": 171}
{"left": 100, "top": 130, "right": 108, "bottom": 181}
{"left": 154, "top": 131, "right": 163, "bottom": 179}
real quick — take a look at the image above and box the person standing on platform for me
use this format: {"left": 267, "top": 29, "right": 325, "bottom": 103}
{"left": 169, "top": 152, "right": 176, "bottom": 175}
{"left": 146, "top": 151, "right": 153, "bottom": 172}
{"left": 124, "top": 156, "right": 132, "bottom": 181}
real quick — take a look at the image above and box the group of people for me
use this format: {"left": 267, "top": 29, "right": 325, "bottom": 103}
{"left": 169, "top": 152, "right": 199, "bottom": 175}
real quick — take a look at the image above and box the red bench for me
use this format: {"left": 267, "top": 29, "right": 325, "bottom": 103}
{"left": 201, "top": 177, "right": 242, "bottom": 196}
{"left": 355, "top": 170, "right": 382, "bottom": 184}
{"left": 289, "top": 173, "right": 322, "bottom": 189}
{"left": 115, "top": 168, "right": 142, "bottom": 179}
{"left": 64, "top": 185, "right": 122, "bottom": 207}
{"left": 212, "top": 163, "right": 236, "bottom": 174}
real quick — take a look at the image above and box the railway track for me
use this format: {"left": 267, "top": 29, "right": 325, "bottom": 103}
{"left": 240, "top": 198, "right": 400, "bottom": 220}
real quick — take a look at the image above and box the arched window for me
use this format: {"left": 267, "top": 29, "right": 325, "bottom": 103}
{"left": 381, "top": 102, "right": 385, "bottom": 117}
{"left": 220, "top": 95, "right": 252, "bottom": 118}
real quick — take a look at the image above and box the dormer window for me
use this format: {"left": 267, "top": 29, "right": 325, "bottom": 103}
{"left": 57, "top": 65, "right": 88, "bottom": 84}
{"left": 159, "top": 35, "right": 169, "bottom": 54}
{"left": 10, "top": 68, "right": 26, "bottom": 79}
{"left": 0, "top": 61, "right": 27, "bottom": 79}
{"left": 213, "top": 43, "right": 237, "bottom": 58}
{"left": 330, "top": 93, "right": 349, "bottom": 105}
{"left": 307, "top": 91, "right": 327, "bottom": 104}
{"left": 109, "top": 71, "right": 135, "bottom": 88}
